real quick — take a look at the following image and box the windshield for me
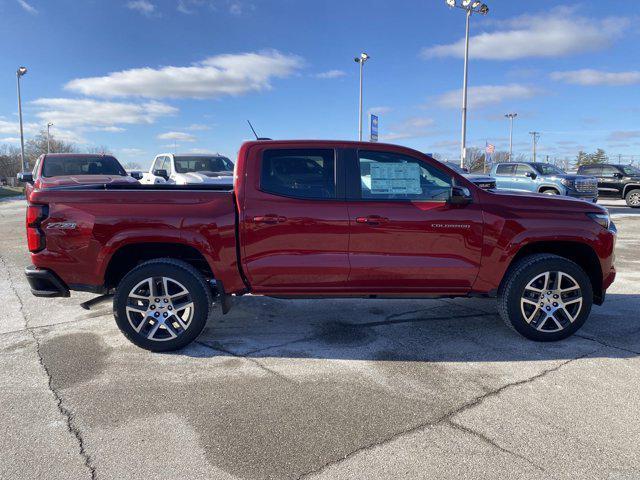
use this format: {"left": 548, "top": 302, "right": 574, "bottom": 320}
{"left": 622, "top": 165, "right": 640, "bottom": 176}
{"left": 42, "top": 156, "right": 126, "bottom": 177}
{"left": 174, "top": 156, "right": 234, "bottom": 174}
{"left": 533, "top": 163, "right": 565, "bottom": 175}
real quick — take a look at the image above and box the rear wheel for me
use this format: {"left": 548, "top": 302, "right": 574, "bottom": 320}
{"left": 114, "top": 258, "right": 212, "bottom": 351}
{"left": 625, "top": 189, "right": 640, "bottom": 208}
{"left": 497, "top": 254, "right": 593, "bottom": 341}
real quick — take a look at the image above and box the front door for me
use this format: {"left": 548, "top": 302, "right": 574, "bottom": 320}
{"left": 240, "top": 146, "right": 351, "bottom": 293}
{"left": 345, "top": 149, "right": 483, "bottom": 293}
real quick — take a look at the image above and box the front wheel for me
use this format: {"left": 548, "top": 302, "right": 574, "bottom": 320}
{"left": 497, "top": 254, "right": 593, "bottom": 341}
{"left": 113, "top": 258, "right": 213, "bottom": 351}
{"left": 625, "top": 189, "right": 640, "bottom": 208}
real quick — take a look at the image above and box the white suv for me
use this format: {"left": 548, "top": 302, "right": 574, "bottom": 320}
{"left": 141, "top": 153, "right": 234, "bottom": 186}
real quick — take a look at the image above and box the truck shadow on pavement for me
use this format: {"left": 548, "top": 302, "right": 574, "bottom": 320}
{"left": 183, "top": 293, "right": 640, "bottom": 363}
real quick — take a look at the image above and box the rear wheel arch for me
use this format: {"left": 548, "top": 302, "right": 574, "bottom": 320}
{"left": 504, "top": 241, "right": 603, "bottom": 304}
{"left": 104, "top": 242, "right": 216, "bottom": 290}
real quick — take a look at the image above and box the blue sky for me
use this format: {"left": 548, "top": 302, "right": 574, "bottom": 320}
{"left": 1, "top": 0, "right": 639, "bottom": 166}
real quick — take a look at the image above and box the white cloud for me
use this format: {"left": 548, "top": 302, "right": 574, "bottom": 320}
{"left": 185, "top": 123, "right": 211, "bottom": 131}
{"left": 367, "top": 106, "right": 392, "bottom": 116}
{"left": 65, "top": 50, "right": 303, "bottom": 99}
{"left": 551, "top": 69, "right": 640, "bottom": 86}
{"left": 383, "top": 117, "right": 436, "bottom": 141}
{"left": 435, "top": 84, "right": 540, "bottom": 109}
{"left": 127, "top": 0, "right": 156, "bottom": 15}
{"left": 314, "top": 70, "right": 346, "bottom": 79}
{"left": 608, "top": 131, "right": 640, "bottom": 142}
{"left": 157, "top": 131, "right": 197, "bottom": 142}
{"left": 422, "top": 7, "right": 629, "bottom": 61}
{"left": 17, "top": 0, "right": 37, "bottom": 14}
{"left": 31, "top": 98, "right": 177, "bottom": 129}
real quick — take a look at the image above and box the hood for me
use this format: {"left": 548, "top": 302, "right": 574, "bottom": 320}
{"left": 546, "top": 174, "right": 595, "bottom": 181}
{"left": 489, "top": 189, "right": 607, "bottom": 212}
{"left": 174, "top": 171, "right": 234, "bottom": 185}
{"left": 40, "top": 175, "right": 138, "bottom": 188}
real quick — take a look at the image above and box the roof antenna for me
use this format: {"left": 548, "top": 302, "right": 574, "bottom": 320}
{"left": 247, "top": 120, "right": 271, "bottom": 141}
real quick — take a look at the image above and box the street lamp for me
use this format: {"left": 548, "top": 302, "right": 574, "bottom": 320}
{"left": 46, "top": 122, "right": 54, "bottom": 154}
{"left": 505, "top": 113, "right": 517, "bottom": 161}
{"left": 354, "top": 52, "right": 370, "bottom": 142}
{"left": 16, "top": 66, "right": 28, "bottom": 172}
{"left": 444, "top": 0, "right": 489, "bottom": 168}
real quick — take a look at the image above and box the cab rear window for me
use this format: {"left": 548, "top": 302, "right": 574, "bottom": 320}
{"left": 43, "top": 156, "right": 126, "bottom": 177}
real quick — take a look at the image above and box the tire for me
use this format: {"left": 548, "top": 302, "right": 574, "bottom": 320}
{"left": 625, "top": 189, "right": 640, "bottom": 208}
{"left": 497, "top": 254, "right": 593, "bottom": 342}
{"left": 541, "top": 188, "right": 560, "bottom": 195}
{"left": 113, "top": 258, "right": 213, "bottom": 352}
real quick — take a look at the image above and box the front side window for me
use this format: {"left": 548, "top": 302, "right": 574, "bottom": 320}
{"left": 495, "top": 164, "right": 516, "bottom": 176}
{"left": 621, "top": 165, "right": 640, "bottom": 176}
{"left": 515, "top": 164, "right": 533, "bottom": 177}
{"left": 174, "top": 156, "right": 234, "bottom": 174}
{"left": 357, "top": 151, "right": 452, "bottom": 201}
{"left": 42, "top": 156, "right": 126, "bottom": 177}
{"left": 261, "top": 149, "right": 336, "bottom": 199}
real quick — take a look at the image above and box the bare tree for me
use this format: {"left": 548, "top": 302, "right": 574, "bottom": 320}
{"left": 25, "top": 130, "right": 77, "bottom": 167}
{"left": 0, "top": 144, "right": 22, "bottom": 178}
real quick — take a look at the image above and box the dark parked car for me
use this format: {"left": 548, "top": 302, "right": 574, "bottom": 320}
{"left": 577, "top": 164, "right": 640, "bottom": 208}
{"left": 442, "top": 162, "right": 496, "bottom": 190}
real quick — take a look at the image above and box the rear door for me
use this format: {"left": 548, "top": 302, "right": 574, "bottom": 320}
{"left": 239, "top": 146, "right": 351, "bottom": 293}
{"left": 345, "top": 148, "right": 483, "bottom": 293}
{"left": 493, "top": 163, "right": 517, "bottom": 190}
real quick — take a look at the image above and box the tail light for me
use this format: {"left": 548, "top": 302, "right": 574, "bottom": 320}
{"left": 26, "top": 204, "right": 48, "bottom": 253}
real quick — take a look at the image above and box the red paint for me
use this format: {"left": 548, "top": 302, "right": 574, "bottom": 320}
{"left": 26, "top": 140, "right": 616, "bottom": 302}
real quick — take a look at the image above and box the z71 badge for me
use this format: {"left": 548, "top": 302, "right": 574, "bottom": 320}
{"left": 46, "top": 222, "right": 78, "bottom": 230}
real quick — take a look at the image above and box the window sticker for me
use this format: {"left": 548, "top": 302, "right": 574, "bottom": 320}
{"left": 369, "top": 163, "right": 422, "bottom": 195}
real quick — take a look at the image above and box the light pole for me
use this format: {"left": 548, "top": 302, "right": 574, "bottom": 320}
{"left": 529, "top": 131, "right": 540, "bottom": 162}
{"left": 16, "top": 66, "right": 28, "bottom": 172}
{"left": 47, "top": 122, "right": 53, "bottom": 154}
{"left": 445, "top": 0, "right": 489, "bottom": 169}
{"left": 354, "top": 52, "right": 370, "bottom": 141}
{"left": 505, "top": 113, "right": 517, "bottom": 161}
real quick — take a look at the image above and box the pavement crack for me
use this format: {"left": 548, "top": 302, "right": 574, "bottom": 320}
{"left": 447, "top": 419, "right": 547, "bottom": 473}
{"left": 195, "top": 340, "right": 297, "bottom": 383}
{"left": 575, "top": 334, "right": 640, "bottom": 355}
{"left": 297, "top": 351, "right": 595, "bottom": 479}
{"left": 1, "top": 254, "right": 97, "bottom": 480}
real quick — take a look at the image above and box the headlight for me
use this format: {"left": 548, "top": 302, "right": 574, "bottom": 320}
{"left": 561, "top": 178, "right": 575, "bottom": 188}
{"left": 587, "top": 212, "right": 611, "bottom": 229}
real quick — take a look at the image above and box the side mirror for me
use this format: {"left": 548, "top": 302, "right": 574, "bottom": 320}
{"left": 153, "top": 169, "right": 169, "bottom": 179}
{"left": 613, "top": 172, "right": 624, "bottom": 179}
{"left": 449, "top": 186, "right": 472, "bottom": 206}
{"left": 130, "top": 171, "right": 143, "bottom": 180}
{"left": 17, "top": 172, "right": 33, "bottom": 183}
{"left": 525, "top": 171, "right": 537, "bottom": 179}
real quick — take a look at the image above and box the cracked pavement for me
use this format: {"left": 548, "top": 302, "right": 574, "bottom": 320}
{"left": 1, "top": 197, "right": 639, "bottom": 480}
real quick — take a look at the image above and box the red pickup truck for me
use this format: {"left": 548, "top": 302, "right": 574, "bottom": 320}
{"left": 23, "top": 140, "right": 617, "bottom": 351}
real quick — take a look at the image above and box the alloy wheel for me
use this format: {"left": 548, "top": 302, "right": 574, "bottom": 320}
{"left": 125, "top": 276, "right": 194, "bottom": 341}
{"left": 520, "top": 271, "right": 583, "bottom": 333}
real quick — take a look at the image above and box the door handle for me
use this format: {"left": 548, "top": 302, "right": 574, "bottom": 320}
{"left": 253, "top": 214, "right": 287, "bottom": 224}
{"left": 355, "top": 215, "right": 389, "bottom": 225}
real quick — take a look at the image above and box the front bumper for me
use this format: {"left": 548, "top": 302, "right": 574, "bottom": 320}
{"left": 566, "top": 189, "right": 598, "bottom": 203}
{"left": 25, "top": 265, "right": 70, "bottom": 298}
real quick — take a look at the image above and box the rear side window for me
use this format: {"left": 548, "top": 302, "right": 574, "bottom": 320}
{"left": 261, "top": 149, "right": 336, "bottom": 199}
{"left": 579, "top": 165, "right": 601, "bottom": 176}
{"left": 601, "top": 166, "right": 619, "bottom": 176}
{"left": 42, "top": 156, "right": 126, "bottom": 177}
{"left": 495, "top": 164, "right": 516, "bottom": 176}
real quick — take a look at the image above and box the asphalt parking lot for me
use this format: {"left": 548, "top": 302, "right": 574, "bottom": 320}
{"left": 1, "top": 197, "right": 639, "bottom": 480}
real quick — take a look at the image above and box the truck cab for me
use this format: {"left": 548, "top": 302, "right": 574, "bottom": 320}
{"left": 141, "top": 153, "right": 234, "bottom": 186}
{"left": 491, "top": 162, "right": 598, "bottom": 202}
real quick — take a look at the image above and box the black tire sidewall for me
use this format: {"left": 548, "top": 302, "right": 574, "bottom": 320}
{"left": 114, "top": 262, "right": 211, "bottom": 352}
{"left": 504, "top": 258, "right": 593, "bottom": 341}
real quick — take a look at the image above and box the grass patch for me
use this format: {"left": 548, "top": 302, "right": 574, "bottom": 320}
{"left": 0, "top": 186, "right": 24, "bottom": 198}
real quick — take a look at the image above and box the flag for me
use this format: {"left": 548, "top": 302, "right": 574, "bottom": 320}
{"left": 485, "top": 143, "right": 495, "bottom": 155}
